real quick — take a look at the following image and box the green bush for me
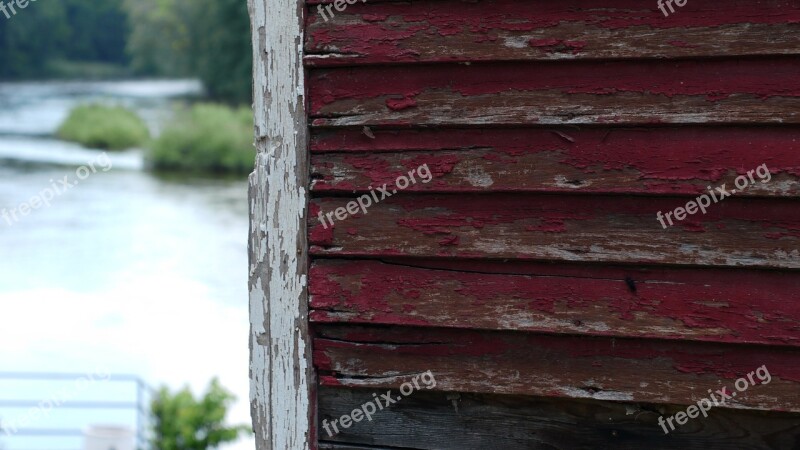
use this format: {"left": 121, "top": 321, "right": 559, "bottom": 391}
{"left": 148, "top": 104, "right": 254, "bottom": 174}
{"left": 151, "top": 378, "right": 251, "bottom": 450}
{"left": 57, "top": 104, "right": 149, "bottom": 150}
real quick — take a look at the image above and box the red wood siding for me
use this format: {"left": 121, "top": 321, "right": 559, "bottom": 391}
{"left": 310, "top": 259, "right": 800, "bottom": 346}
{"left": 311, "top": 127, "right": 800, "bottom": 196}
{"left": 306, "top": 0, "right": 800, "bottom": 65}
{"left": 305, "top": 0, "right": 800, "bottom": 447}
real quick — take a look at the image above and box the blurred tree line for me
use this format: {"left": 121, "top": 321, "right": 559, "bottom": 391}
{"left": 124, "top": 0, "right": 252, "bottom": 103}
{"left": 0, "top": 0, "right": 128, "bottom": 78}
{"left": 0, "top": 0, "right": 252, "bottom": 104}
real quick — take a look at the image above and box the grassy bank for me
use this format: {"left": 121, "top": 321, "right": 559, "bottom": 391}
{"left": 148, "top": 104, "right": 254, "bottom": 175}
{"left": 45, "top": 60, "right": 132, "bottom": 80}
{"left": 57, "top": 104, "right": 150, "bottom": 150}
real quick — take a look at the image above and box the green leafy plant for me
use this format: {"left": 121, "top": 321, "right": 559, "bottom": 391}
{"left": 150, "top": 378, "right": 250, "bottom": 450}
{"left": 124, "top": 0, "right": 252, "bottom": 103}
{"left": 147, "top": 103, "right": 254, "bottom": 174}
{"left": 57, "top": 104, "right": 150, "bottom": 150}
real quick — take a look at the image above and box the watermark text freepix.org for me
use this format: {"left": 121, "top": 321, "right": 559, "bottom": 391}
{"left": 657, "top": 0, "right": 688, "bottom": 17}
{"left": 656, "top": 163, "right": 771, "bottom": 229}
{"left": 317, "top": 163, "right": 432, "bottom": 229}
{"left": 317, "top": 0, "right": 366, "bottom": 22}
{"left": 1, "top": 0, "right": 37, "bottom": 20}
{"left": 2, "top": 152, "right": 112, "bottom": 227}
{"left": 658, "top": 365, "right": 771, "bottom": 434}
{"left": 322, "top": 370, "right": 436, "bottom": 437}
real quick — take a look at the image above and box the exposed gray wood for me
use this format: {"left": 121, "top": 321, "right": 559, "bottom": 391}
{"left": 319, "top": 444, "right": 400, "bottom": 450}
{"left": 315, "top": 325, "right": 800, "bottom": 412}
{"left": 311, "top": 89, "right": 800, "bottom": 127}
{"left": 308, "top": 59, "right": 800, "bottom": 127}
{"left": 310, "top": 149, "right": 800, "bottom": 197}
{"left": 319, "top": 387, "right": 800, "bottom": 449}
{"left": 309, "top": 194, "right": 800, "bottom": 270}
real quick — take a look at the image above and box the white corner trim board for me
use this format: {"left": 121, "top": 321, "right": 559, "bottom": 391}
{"left": 248, "top": 0, "right": 312, "bottom": 448}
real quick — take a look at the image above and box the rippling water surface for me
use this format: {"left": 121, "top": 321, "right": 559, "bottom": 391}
{"left": 0, "top": 80, "right": 253, "bottom": 450}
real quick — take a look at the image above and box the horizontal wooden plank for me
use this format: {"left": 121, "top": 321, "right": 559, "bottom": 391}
{"left": 319, "top": 444, "right": 395, "bottom": 450}
{"left": 314, "top": 325, "right": 800, "bottom": 412}
{"left": 309, "top": 194, "right": 800, "bottom": 269}
{"left": 310, "top": 127, "right": 800, "bottom": 196}
{"left": 306, "top": 0, "right": 800, "bottom": 66}
{"left": 319, "top": 386, "right": 800, "bottom": 449}
{"left": 309, "top": 259, "right": 800, "bottom": 346}
{"left": 309, "top": 58, "right": 800, "bottom": 126}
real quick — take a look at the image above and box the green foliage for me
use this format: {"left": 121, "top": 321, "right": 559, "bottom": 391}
{"left": 123, "top": 0, "right": 252, "bottom": 103}
{"left": 57, "top": 104, "right": 150, "bottom": 150}
{"left": 0, "top": 2, "right": 69, "bottom": 78}
{"left": 0, "top": 0, "right": 250, "bottom": 103}
{"left": 188, "top": 0, "right": 252, "bottom": 103}
{"left": 45, "top": 59, "right": 131, "bottom": 80}
{"left": 151, "top": 378, "right": 250, "bottom": 450}
{"left": 62, "top": 0, "right": 130, "bottom": 64}
{"left": 123, "top": 0, "right": 195, "bottom": 78}
{"left": 0, "top": 0, "right": 128, "bottom": 79}
{"left": 148, "top": 104, "right": 254, "bottom": 174}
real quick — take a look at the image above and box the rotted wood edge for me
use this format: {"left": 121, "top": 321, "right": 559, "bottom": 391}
{"left": 249, "top": 0, "right": 313, "bottom": 448}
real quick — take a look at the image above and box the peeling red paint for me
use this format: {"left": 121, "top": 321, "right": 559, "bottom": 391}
{"left": 386, "top": 95, "right": 418, "bottom": 110}
{"left": 309, "top": 259, "right": 800, "bottom": 346}
{"left": 304, "top": 0, "right": 800, "bottom": 422}
{"left": 438, "top": 235, "right": 460, "bottom": 246}
{"left": 361, "top": 13, "right": 389, "bottom": 22}
{"left": 529, "top": 38, "right": 587, "bottom": 54}
{"left": 310, "top": 58, "right": 800, "bottom": 116}
{"left": 668, "top": 40, "right": 700, "bottom": 48}
{"left": 309, "top": 126, "right": 800, "bottom": 197}
{"left": 312, "top": 324, "right": 800, "bottom": 411}
{"left": 305, "top": 0, "right": 800, "bottom": 66}
{"left": 309, "top": 221, "right": 335, "bottom": 246}
{"left": 529, "top": 38, "right": 561, "bottom": 47}
{"left": 526, "top": 219, "right": 567, "bottom": 233}
{"left": 308, "top": 193, "right": 800, "bottom": 270}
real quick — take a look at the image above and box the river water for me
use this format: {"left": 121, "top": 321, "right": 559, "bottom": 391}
{"left": 0, "top": 80, "right": 253, "bottom": 449}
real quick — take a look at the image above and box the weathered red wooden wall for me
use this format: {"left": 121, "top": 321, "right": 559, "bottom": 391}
{"left": 305, "top": 0, "right": 800, "bottom": 447}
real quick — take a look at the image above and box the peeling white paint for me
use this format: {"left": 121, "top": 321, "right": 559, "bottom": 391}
{"left": 503, "top": 36, "right": 530, "bottom": 49}
{"left": 560, "top": 386, "right": 636, "bottom": 402}
{"left": 553, "top": 174, "right": 592, "bottom": 189}
{"left": 248, "top": 0, "right": 311, "bottom": 448}
{"left": 465, "top": 166, "right": 495, "bottom": 188}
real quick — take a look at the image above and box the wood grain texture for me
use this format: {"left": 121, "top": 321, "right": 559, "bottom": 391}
{"left": 309, "top": 58, "right": 800, "bottom": 126}
{"left": 305, "top": 0, "right": 800, "bottom": 443}
{"left": 310, "top": 127, "right": 800, "bottom": 196}
{"left": 249, "top": 0, "right": 313, "bottom": 447}
{"left": 305, "top": 0, "right": 800, "bottom": 66}
{"left": 319, "top": 444, "right": 395, "bottom": 450}
{"left": 309, "top": 194, "right": 800, "bottom": 269}
{"left": 314, "top": 325, "right": 800, "bottom": 412}
{"left": 309, "top": 259, "right": 800, "bottom": 346}
{"left": 319, "top": 387, "right": 800, "bottom": 449}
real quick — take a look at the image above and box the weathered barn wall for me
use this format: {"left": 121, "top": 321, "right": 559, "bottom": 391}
{"left": 251, "top": 0, "right": 800, "bottom": 448}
